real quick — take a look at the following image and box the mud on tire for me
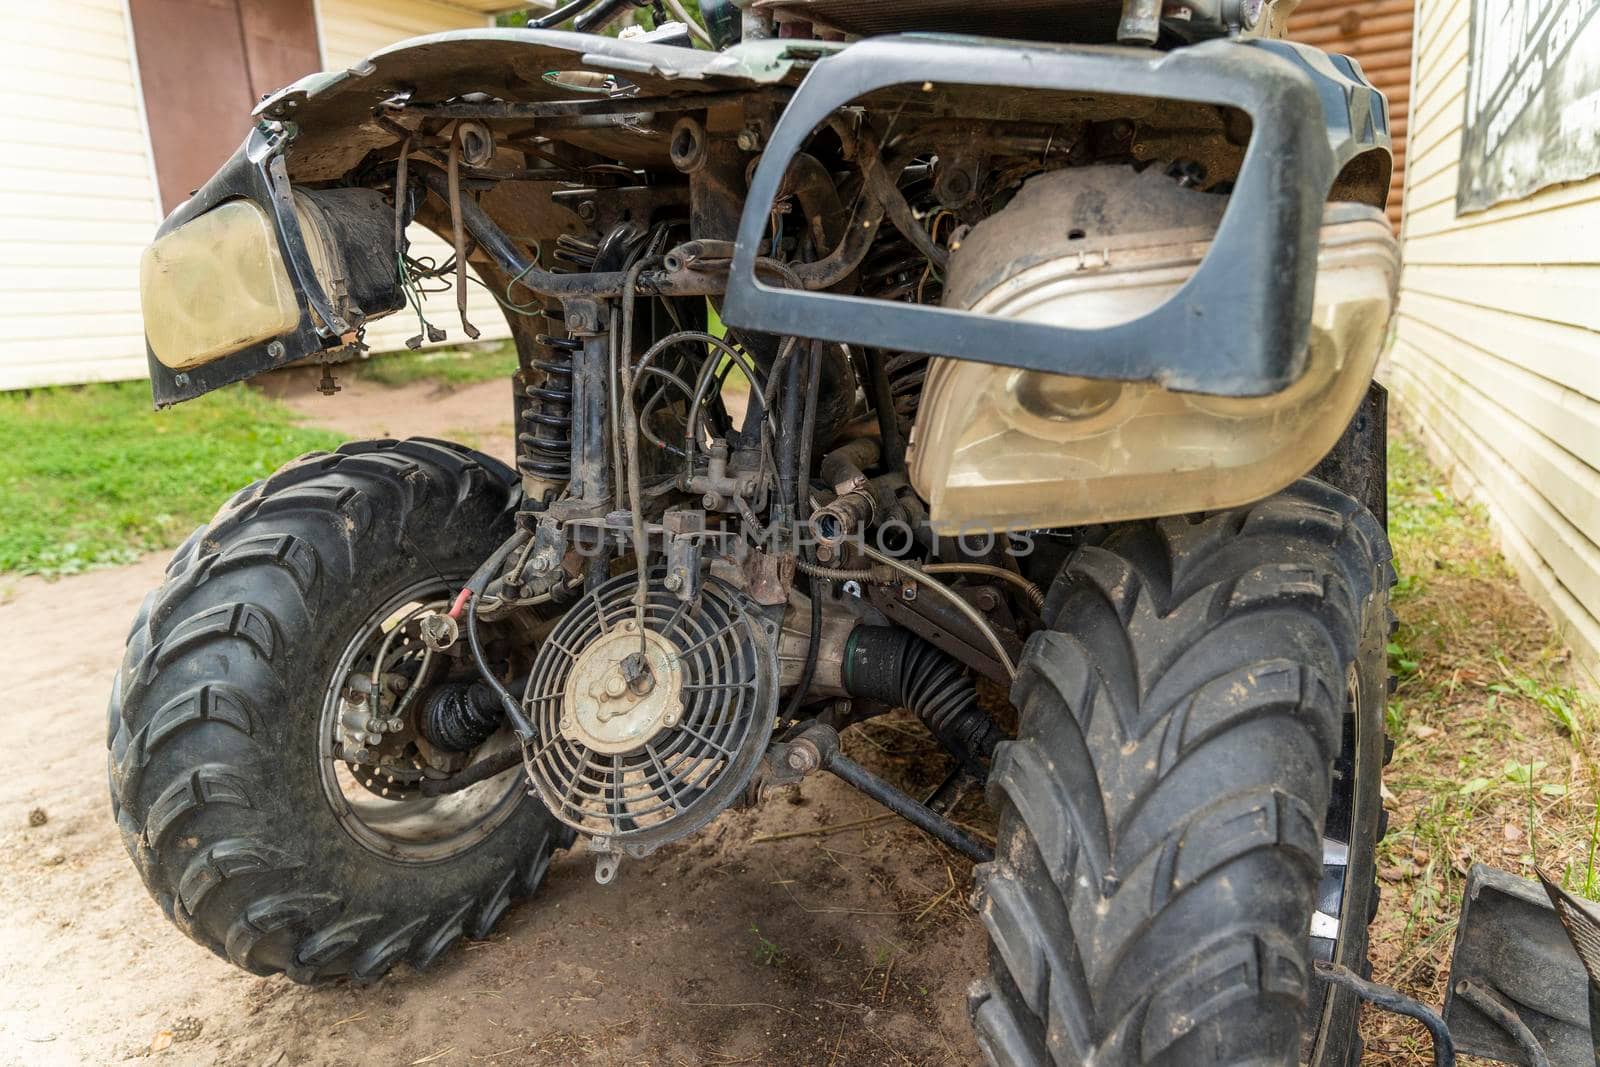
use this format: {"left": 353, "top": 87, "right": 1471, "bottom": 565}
{"left": 969, "top": 478, "right": 1390, "bottom": 1066}
{"left": 107, "top": 437, "right": 571, "bottom": 983}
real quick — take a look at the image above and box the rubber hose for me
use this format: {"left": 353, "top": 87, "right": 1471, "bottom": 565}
{"left": 463, "top": 530, "right": 536, "bottom": 740}
{"left": 796, "top": 559, "right": 877, "bottom": 582}
{"left": 843, "top": 626, "right": 1004, "bottom": 763}
{"left": 531, "top": 0, "right": 600, "bottom": 28}
{"left": 819, "top": 438, "right": 880, "bottom": 488}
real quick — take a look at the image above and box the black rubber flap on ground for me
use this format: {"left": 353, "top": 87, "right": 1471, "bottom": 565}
{"left": 1444, "top": 863, "right": 1596, "bottom": 1065}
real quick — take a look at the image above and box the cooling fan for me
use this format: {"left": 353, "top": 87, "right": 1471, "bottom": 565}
{"left": 522, "top": 571, "right": 778, "bottom": 859}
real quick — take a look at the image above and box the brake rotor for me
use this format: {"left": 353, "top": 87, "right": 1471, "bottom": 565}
{"left": 522, "top": 571, "right": 778, "bottom": 856}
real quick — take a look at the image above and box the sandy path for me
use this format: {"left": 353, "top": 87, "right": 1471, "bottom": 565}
{"left": 0, "top": 378, "right": 987, "bottom": 1067}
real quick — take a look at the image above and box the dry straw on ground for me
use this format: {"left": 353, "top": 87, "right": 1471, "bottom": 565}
{"left": 1362, "top": 430, "right": 1596, "bottom": 1064}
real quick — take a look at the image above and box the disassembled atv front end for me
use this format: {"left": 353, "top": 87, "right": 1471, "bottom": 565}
{"left": 121, "top": 9, "right": 1435, "bottom": 1064}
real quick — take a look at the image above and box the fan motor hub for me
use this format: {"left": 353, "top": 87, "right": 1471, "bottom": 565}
{"left": 561, "top": 624, "right": 685, "bottom": 755}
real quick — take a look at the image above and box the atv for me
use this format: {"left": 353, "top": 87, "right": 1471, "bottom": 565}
{"left": 117, "top": 1, "right": 1411, "bottom": 1062}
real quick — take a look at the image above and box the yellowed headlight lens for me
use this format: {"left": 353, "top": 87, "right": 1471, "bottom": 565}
{"left": 908, "top": 204, "right": 1399, "bottom": 533}
{"left": 140, "top": 200, "right": 300, "bottom": 370}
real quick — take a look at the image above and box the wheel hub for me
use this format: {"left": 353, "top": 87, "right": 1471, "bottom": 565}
{"left": 561, "top": 624, "right": 685, "bottom": 754}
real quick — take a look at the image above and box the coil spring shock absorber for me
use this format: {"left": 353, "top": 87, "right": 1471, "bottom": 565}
{"left": 859, "top": 177, "right": 940, "bottom": 422}
{"left": 517, "top": 334, "right": 580, "bottom": 482}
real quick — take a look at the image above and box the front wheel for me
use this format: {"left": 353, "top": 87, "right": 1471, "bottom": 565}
{"left": 108, "top": 438, "right": 571, "bottom": 983}
{"left": 970, "top": 478, "right": 1390, "bottom": 1066}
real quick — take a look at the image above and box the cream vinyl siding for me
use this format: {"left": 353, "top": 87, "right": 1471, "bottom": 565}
{"left": 0, "top": 0, "right": 163, "bottom": 389}
{"left": 1390, "top": 0, "right": 1600, "bottom": 677}
{"left": 315, "top": 0, "right": 514, "bottom": 356}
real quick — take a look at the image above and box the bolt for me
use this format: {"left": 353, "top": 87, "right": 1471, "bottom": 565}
{"left": 736, "top": 127, "right": 762, "bottom": 152}
{"left": 975, "top": 589, "right": 1000, "bottom": 612}
{"left": 815, "top": 543, "right": 836, "bottom": 563}
{"left": 173, "top": 372, "right": 190, "bottom": 388}
{"left": 702, "top": 492, "right": 721, "bottom": 510}
{"left": 576, "top": 200, "right": 597, "bottom": 222}
{"left": 901, "top": 583, "right": 918, "bottom": 603}
{"left": 267, "top": 340, "right": 286, "bottom": 359}
{"left": 785, "top": 741, "right": 820, "bottom": 774}
{"left": 664, "top": 572, "right": 684, "bottom": 591}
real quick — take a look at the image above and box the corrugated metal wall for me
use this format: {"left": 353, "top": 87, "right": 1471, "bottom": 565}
{"left": 0, "top": 0, "right": 165, "bottom": 389}
{"left": 1292, "top": 0, "right": 1414, "bottom": 229}
{"left": 1390, "top": 0, "right": 1600, "bottom": 676}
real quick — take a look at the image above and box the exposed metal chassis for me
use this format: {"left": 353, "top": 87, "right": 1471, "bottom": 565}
{"left": 143, "top": 29, "right": 1389, "bottom": 406}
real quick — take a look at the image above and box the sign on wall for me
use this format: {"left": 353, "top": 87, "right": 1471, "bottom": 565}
{"left": 1459, "top": 0, "right": 1600, "bottom": 214}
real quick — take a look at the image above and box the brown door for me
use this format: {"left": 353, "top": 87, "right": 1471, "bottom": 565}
{"left": 130, "top": 0, "right": 320, "bottom": 214}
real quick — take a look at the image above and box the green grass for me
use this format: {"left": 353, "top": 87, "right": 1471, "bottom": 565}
{"left": 351, "top": 342, "right": 520, "bottom": 388}
{"left": 748, "top": 922, "right": 784, "bottom": 967}
{"left": 0, "top": 381, "right": 341, "bottom": 577}
{"left": 1365, "top": 428, "right": 1597, "bottom": 1054}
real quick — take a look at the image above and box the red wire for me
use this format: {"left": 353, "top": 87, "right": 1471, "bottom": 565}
{"left": 448, "top": 587, "right": 472, "bottom": 619}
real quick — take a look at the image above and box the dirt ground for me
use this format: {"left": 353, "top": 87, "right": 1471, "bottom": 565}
{"left": 0, "top": 371, "right": 987, "bottom": 1067}
{"left": 6, "top": 368, "right": 1583, "bottom": 1067}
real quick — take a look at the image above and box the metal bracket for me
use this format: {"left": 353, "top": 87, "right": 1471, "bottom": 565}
{"left": 662, "top": 509, "right": 705, "bottom": 602}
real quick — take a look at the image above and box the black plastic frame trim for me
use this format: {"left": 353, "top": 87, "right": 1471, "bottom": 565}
{"left": 720, "top": 35, "right": 1391, "bottom": 398}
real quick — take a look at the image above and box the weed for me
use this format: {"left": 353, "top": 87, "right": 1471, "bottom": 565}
{"left": 1489, "top": 669, "right": 1589, "bottom": 740}
{"left": 1577, "top": 804, "right": 1600, "bottom": 899}
{"left": 1387, "top": 639, "right": 1420, "bottom": 680}
{"left": 749, "top": 922, "right": 783, "bottom": 967}
{"left": 1385, "top": 699, "right": 1407, "bottom": 737}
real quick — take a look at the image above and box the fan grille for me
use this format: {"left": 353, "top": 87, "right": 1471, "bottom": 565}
{"left": 522, "top": 572, "right": 777, "bottom": 853}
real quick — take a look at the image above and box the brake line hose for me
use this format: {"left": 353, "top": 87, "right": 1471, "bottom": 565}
{"left": 922, "top": 563, "right": 1046, "bottom": 612}
{"left": 460, "top": 530, "right": 536, "bottom": 740}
